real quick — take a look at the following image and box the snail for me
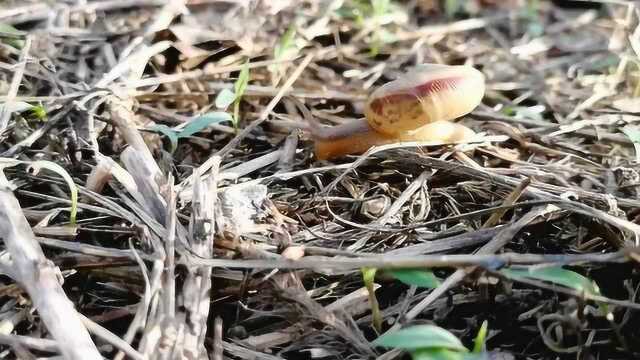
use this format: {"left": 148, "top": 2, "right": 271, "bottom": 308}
{"left": 299, "top": 64, "right": 486, "bottom": 160}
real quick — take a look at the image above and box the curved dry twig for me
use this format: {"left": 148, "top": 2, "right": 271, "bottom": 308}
{"left": 0, "top": 174, "right": 101, "bottom": 359}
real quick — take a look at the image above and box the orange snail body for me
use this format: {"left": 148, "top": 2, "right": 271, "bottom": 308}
{"left": 312, "top": 64, "right": 486, "bottom": 160}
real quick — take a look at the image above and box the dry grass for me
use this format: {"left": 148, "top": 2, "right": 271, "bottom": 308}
{"left": 0, "top": 0, "right": 639, "bottom": 359}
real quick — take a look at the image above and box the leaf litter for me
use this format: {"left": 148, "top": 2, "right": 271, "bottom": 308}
{"left": 0, "top": 0, "right": 639, "bottom": 359}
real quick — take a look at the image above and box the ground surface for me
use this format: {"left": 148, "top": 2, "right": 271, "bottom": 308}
{"left": 0, "top": 1, "right": 640, "bottom": 359}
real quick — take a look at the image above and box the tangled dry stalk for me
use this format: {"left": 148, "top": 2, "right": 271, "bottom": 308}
{"left": 0, "top": 0, "right": 639, "bottom": 359}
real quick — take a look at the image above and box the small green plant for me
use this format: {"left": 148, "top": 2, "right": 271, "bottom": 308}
{"left": 472, "top": 321, "right": 488, "bottom": 354}
{"left": 214, "top": 59, "right": 250, "bottom": 129}
{"left": 153, "top": 62, "right": 244, "bottom": 151}
{"left": 373, "top": 263, "right": 604, "bottom": 360}
{"left": 28, "top": 104, "right": 47, "bottom": 121}
{"left": 362, "top": 267, "right": 440, "bottom": 332}
{"left": 148, "top": 112, "right": 233, "bottom": 153}
{"left": 362, "top": 267, "right": 382, "bottom": 332}
{"left": 374, "top": 322, "right": 489, "bottom": 360}
{"left": 0, "top": 102, "right": 47, "bottom": 124}
{"left": 500, "top": 265, "right": 610, "bottom": 316}
{"left": 233, "top": 60, "right": 250, "bottom": 128}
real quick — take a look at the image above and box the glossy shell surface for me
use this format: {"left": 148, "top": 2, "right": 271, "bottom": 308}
{"left": 364, "top": 64, "right": 485, "bottom": 136}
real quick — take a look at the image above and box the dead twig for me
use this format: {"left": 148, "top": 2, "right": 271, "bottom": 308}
{"left": 0, "top": 173, "right": 102, "bottom": 359}
{"left": 0, "top": 36, "right": 31, "bottom": 136}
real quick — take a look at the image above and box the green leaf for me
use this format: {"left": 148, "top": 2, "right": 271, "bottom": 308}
{"left": 214, "top": 88, "right": 236, "bottom": 109}
{"left": 147, "top": 112, "right": 232, "bottom": 152}
{"left": 148, "top": 124, "right": 179, "bottom": 153}
{"left": 373, "top": 325, "right": 468, "bottom": 352}
{"left": 232, "top": 60, "right": 250, "bottom": 127}
{"left": 500, "top": 266, "right": 600, "bottom": 296}
{"left": 500, "top": 106, "right": 516, "bottom": 116}
{"left": 389, "top": 269, "right": 441, "bottom": 288}
{"left": 234, "top": 60, "right": 250, "bottom": 99}
{"left": 0, "top": 22, "right": 25, "bottom": 49}
{"left": 472, "top": 321, "right": 488, "bottom": 353}
{"left": 29, "top": 104, "right": 47, "bottom": 120}
{"left": 179, "top": 112, "right": 233, "bottom": 138}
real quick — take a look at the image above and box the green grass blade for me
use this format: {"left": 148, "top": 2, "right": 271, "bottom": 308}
{"left": 472, "top": 321, "right": 488, "bottom": 353}
{"left": 361, "top": 267, "right": 382, "bottom": 332}
{"left": 178, "top": 112, "right": 233, "bottom": 138}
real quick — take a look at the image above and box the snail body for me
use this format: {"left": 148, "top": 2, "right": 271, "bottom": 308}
{"left": 309, "top": 64, "right": 486, "bottom": 160}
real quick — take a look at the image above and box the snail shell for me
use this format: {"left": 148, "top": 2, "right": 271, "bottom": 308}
{"left": 364, "top": 64, "right": 485, "bottom": 136}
